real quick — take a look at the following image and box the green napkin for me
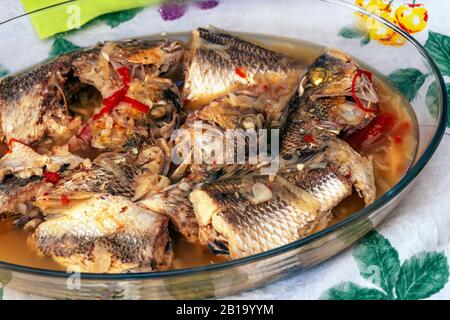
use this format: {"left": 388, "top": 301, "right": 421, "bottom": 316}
{"left": 21, "top": 0, "right": 162, "bottom": 39}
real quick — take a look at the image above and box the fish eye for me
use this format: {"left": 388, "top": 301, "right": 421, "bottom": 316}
{"left": 310, "top": 68, "right": 327, "bottom": 86}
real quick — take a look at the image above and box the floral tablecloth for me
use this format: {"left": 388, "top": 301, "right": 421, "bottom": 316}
{"left": 0, "top": 0, "right": 449, "bottom": 300}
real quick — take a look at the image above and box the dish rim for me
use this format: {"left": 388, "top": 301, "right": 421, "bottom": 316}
{"left": 0, "top": 0, "right": 447, "bottom": 280}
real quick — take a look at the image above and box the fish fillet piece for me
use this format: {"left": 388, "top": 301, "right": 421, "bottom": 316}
{"left": 0, "top": 141, "right": 83, "bottom": 182}
{"left": 139, "top": 180, "right": 199, "bottom": 243}
{"left": 0, "top": 176, "right": 48, "bottom": 218}
{"left": 0, "top": 53, "right": 78, "bottom": 144}
{"left": 33, "top": 194, "right": 173, "bottom": 273}
{"left": 190, "top": 165, "right": 352, "bottom": 259}
{"left": 0, "top": 141, "right": 49, "bottom": 181}
{"left": 183, "top": 27, "right": 304, "bottom": 121}
{"left": 34, "top": 154, "right": 141, "bottom": 213}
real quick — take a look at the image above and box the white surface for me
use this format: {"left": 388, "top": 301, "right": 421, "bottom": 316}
{"left": 1, "top": 0, "right": 450, "bottom": 300}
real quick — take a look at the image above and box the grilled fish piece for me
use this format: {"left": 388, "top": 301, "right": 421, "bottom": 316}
{"left": 183, "top": 28, "right": 304, "bottom": 123}
{"left": 73, "top": 39, "right": 184, "bottom": 98}
{"left": 33, "top": 194, "right": 173, "bottom": 273}
{"left": 281, "top": 48, "right": 379, "bottom": 162}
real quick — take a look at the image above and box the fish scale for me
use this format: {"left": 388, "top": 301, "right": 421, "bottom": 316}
{"left": 190, "top": 165, "right": 353, "bottom": 259}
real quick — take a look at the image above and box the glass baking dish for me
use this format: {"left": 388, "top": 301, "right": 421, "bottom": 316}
{"left": 0, "top": 0, "right": 446, "bottom": 299}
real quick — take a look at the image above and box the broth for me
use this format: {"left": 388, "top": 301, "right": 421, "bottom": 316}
{"left": 0, "top": 32, "right": 418, "bottom": 271}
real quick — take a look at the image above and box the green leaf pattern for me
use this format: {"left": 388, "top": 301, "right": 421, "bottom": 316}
{"left": 352, "top": 231, "right": 400, "bottom": 298}
{"left": 425, "top": 31, "right": 450, "bottom": 77}
{"left": 388, "top": 68, "right": 427, "bottom": 102}
{"left": 426, "top": 82, "right": 450, "bottom": 128}
{"left": 0, "top": 66, "right": 8, "bottom": 78}
{"left": 49, "top": 35, "right": 81, "bottom": 58}
{"left": 322, "top": 230, "right": 449, "bottom": 300}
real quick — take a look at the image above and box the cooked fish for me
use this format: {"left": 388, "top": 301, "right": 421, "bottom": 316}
{"left": 0, "top": 140, "right": 49, "bottom": 181}
{"left": 0, "top": 141, "right": 83, "bottom": 182}
{"left": 33, "top": 154, "right": 141, "bottom": 213}
{"left": 0, "top": 176, "right": 48, "bottom": 218}
{"left": 138, "top": 167, "right": 211, "bottom": 243}
{"left": 281, "top": 48, "right": 379, "bottom": 162}
{"left": 139, "top": 180, "right": 199, "bottom": 242}
{"left": 33, "top": 194, "right": 173, "bottom": 273}
{"left": 0, "top": 39, "right": 184, "bottom": 147}
{"left": 73, "top": 39, "right": 184, "bottom": 97}
{"left": 190, "top": 136, "right": 375, "bottom": 258}
{"left": 190, "top": 165, "right": 349, "bottom": 258}
{"left": 183, "top": 28, "right": 303, "bottom": 124}
{"left": 88, "top": 78, "right": 182, "bottom": 152}
{"left": 0, "top": 53, "right": 78, "bottom": 145}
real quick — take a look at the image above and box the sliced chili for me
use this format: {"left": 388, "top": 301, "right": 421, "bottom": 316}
{"left": 43, "top": 171, "right": 61, "bottom": 185}
{"left": 122, "top": 96, "right": 150, "bottom": 114}
{"left": 351, "top": 69, "right": 380, "bottom": 113}
{"left": 117, "top": 67, "right": 131, "bottom": 85}
{"left": 93, "top": 86, "right": 129, "bottom": 120}
{"left": 303, "top": 135, "right": 315, "bottom": 144}
{"left": 61, "top": 194, "right": 70, "bottom": 206}
{"left": 235, "top": 67, "right": 247, "bottom": 79}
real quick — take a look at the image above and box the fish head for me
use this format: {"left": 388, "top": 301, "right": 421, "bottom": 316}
{"left": 300, "top": 48, "right": 379, "bottom": 131}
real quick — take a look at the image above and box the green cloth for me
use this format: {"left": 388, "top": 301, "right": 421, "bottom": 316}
{"left": 21, "top": 0, "right": 162, "bottom": 39}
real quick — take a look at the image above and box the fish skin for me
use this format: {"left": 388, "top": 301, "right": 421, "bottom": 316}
{"left": 138, "top": 180, "right": 199, "bottom": 242}
{"left": 190, "top": 164, "right": 351, "bottom": 259}
{"left": 33, "top": 194, "right": 173, "bottom": 273}
{"left": 0, "top": 176, "right": 48, "bottom": 218}
{"left": 0, "top": 53, "right": 80, "bottom": 145}
{"left": 183, "top": 27, "right": 304, "bottom": 118}
{"left": 33, "top": 154, "right": 142, "bottom": 214}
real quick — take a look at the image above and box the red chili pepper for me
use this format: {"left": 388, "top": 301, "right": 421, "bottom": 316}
{"left": 43, "top": 171, "right": 61, "bottom": 185}
{"left": 303, "top": 135, "right": 315, "bottom": 144}
{"left": 346, "top": 113, "right": 396, "bottom": 149}
{"left": 93, "top": 86, "right": 129, "bottom": 120}
{"left": 61, "top": 194, "right": 70, "bottom": 206}
{"left": 122, "top": 96, "right": 150, "bottom": 114}
{"left": 351, "top": 69, "right": 380, "bottom": 113}
{"left": 235, "top": 67, "right": 247, "bottom": 79}
{"left": 408, "top": 3, "right": 423, "bottom": 8}
{"left": 117, "top": 67, "right": 131, "bottom": 86}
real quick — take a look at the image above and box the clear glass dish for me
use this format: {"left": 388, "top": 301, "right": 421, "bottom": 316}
{"left": 0, "top": 0, "right": 446, "bottom": 299}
